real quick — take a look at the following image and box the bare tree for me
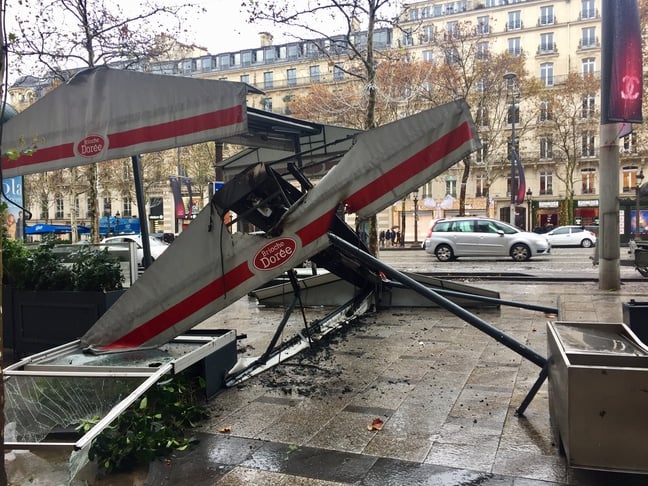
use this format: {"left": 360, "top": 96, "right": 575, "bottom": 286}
{"left": 288, "top": 57, "right": 435, "bottom": 128}
{"left": 243, "top": 0, "right": 398, "bottom": 255}
{"left": 539, "top": 72, "right": 600, "bottom": 224}
{"left": 9, "top": 0, "right": 202, "bottom": 242}
{"left": 411, "top": 18, "right": 535, "bottom": 217}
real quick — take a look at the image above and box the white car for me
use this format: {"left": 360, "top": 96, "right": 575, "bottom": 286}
{"left": 544, "top": 225, "right": 597, "bottom": 248}
{"left": 101, "top": 234, "right": 168, "bottom": 266}
{"left": 423, "top": 217, "right": 551, "bottom": 262}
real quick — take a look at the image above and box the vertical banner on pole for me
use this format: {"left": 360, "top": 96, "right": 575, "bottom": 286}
{"left": 601, "top": 0, "right": 643, "bottom": 125}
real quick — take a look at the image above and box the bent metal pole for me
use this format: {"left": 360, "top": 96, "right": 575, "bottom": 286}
{"left": 328, "top": 233, "right": 548, "bottom": 415}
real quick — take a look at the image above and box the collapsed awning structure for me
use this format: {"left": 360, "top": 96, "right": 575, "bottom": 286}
{"left": 3, "top": 79, "right": 555, "bottom": 459}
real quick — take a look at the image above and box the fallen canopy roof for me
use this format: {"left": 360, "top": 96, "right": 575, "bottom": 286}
{"left": 0, "top": 66, "right": 250, "bottom": 176}
{"left": 81, "top": 99, "right": 479, "bottom": 351}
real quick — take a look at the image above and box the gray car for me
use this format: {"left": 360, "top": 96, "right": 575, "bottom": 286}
{"left": 423, "top": 217, "right": 551, "bottom": 262}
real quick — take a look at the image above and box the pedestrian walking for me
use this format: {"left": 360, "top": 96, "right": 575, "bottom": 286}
{"left": 379, "top": 230, "right": 386, "bottom": 247}
{"left": 385, "top": 228, "right": 392, "bottom": 246}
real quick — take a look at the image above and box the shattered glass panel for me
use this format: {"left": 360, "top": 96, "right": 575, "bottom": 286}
{"left": 4, "top": 375, "right": 147, "bottom": 444}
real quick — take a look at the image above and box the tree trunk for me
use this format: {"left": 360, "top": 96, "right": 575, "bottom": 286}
{"left": 459, "top": 157, "right": 471, "bottom": 216}
{"left": 89, "top": 164, "right": 100, "bottom": 243}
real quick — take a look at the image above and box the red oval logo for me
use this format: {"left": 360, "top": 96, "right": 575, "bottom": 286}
{"left": 76, "top": 134, "right": 106, "bottom": 158}
{"left": 253, "top": 238, "right": 297, "bottom": 271}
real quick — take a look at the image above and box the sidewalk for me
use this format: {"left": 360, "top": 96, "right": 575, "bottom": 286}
{"left": 8, "top": 278, "right": 648, "bottom": 485}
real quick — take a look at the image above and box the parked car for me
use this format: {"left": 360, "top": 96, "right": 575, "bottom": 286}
{"left": 101, "top": 234, "right": 169, "bottom": 266}
{"left": 544, "top": 225, "right": 597, "bottom": 248}
{"left": 423, "top": 217, "right": 551, "bottom": 262}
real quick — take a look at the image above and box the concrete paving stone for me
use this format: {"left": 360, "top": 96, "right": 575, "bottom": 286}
{"left": 492, "top": 448, "right": 570, "bottom": 484}
{"left": 362, "top": 457, "right": 513, "bottom": 486}
{"left": 344, "top": 380, "right": 416, "bottom": 411}
{"left": 425, "top": 437, "right": 500, "bottom": 472}
{"left": 305, "top": 410, "right": 386, "bottom": 453}
{"left": 240, "top": 440, "right": 378, "bottom": 483}
{"left": 362, "top": 431, "right": 434, "bottom": 463}
{"left": 464, "top": 363, "right": 521, "bottom": 389}
{"left": 435, "top": 415, "right": 503, "bottom": 443}
{"left": 201, "top": 398, "right": 297, "bottom": 438}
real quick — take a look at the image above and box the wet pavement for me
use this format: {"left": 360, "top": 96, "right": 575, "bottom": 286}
{"left": 6, "top": 250, "right": 648, "bottom": 485}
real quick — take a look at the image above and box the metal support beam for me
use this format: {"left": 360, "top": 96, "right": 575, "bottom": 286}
{"left": 328, "top": 233, "right": 547, "bottom": 369}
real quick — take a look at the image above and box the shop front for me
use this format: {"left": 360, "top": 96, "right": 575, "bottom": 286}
{"left": 574, "top": 199, "right": 599, "bottom": 226}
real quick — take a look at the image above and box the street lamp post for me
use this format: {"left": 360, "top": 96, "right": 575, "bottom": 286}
{"left": 636, "top": 169, "right": 644, "bottom": 242}
{"left": 504, "top": 72, "right": 518, "bottom": 226}
{"left": 526, "top": 188, "right": 533, "bottom": 231}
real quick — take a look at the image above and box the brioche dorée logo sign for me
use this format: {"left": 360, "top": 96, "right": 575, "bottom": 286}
{"left": 253, "top": 238, "right": 297, "bottom": 271}
{"left": 76, "top": 134, "right": 107, "bottom": 158}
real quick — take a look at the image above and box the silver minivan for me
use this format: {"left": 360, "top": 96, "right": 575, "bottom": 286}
{"left": 423, "top": 217, "right": 551, "bottom": 262}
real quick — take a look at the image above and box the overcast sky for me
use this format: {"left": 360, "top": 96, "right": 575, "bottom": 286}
{"left": 178, "top": 0, "right": 286, "bottom": 54}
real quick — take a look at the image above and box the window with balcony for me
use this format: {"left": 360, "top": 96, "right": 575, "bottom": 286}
{"left": 540, "top": 62, "right": 554, "bottom": 86}
{"left": 508, "top": 37, "right": 521, "bottom": 56}
{"left": 582, "top": 57, "right": 595, "bottom": 75}
{"left": 422, "top": 25, "right": 434, "bottom": 43}
{"left": 540, "top": 33, "right": 554, "bottom": 54}
{"left": 622, "top": 132, "right": 638, "bottom": 153}
{"left": 309, "top": 65, "right": 320, "bottom": 82}
{"left": 446, "top": 176, "right": 457, "bottom": 198}
{"left": 539, "top": 99, "right": 552, "bottom": 121}
{"left": 54, "top": 194, "right": 64, "bottom": 219}
{"left": 623, "top": 166, "right": 640, "bottom": 192}
{"left": 581, "top": 27, "right": 596, "bottom": 49}
{"left": 477, "top": 15, "right": 489, "bottom": 35}
{"left": 123, "top": 196, "right": 133, "bottom": 217}
{"left": 581, "top": 131, "right": 596, "bottom": 157}
{"left": 333, "top": 63, "right": 345, "bottom": 81}
{"left": 475, "top": 104, "right": 489, "bottom": 127}
{"left": 475, "top": 139, "right": 488, "bottom": 165}
{"left": 477, "top": 41, "right": 489, "bottom": 60}
{"left": 402, "top": 29, "right": 413, "bottom": 46}
{"left": 507, "top": 11, "right": 521, "bottom": 31}
{"left": 445, "top": 47, "right": 460, "bottom": 65}
{"left": 582, "top": 95, "right": 595, "bottom": 119}
{"left": 287, "top": 68, "right": 297, "bottom": 87}
{"left": 263, "top": 71, "right": 273, "bottom": 89}
{"left": 103, "top": 197, "right": 112, "bottom": 217}
{"left": 540, "top": 171, "right": 553, "bottom": 195}
{"left": 540, "top": 136, "right": 553, "bottom": 159}
{"left": 445, "top": 21, "right": 459, "bottom": 40}
{"left": 581, "top": 0, "right": 595, "bottom": 19}
{"left": 540, "top": 6, "right": 554, "bottom": 25}
{"left": 475, "top": 173, "right": 488, "bottom": 197}
{"left": 40, "top": 196, "right": 49, "bottom": 220}
{"left": 581, "top": 168, "right": 596, "bottom": 194}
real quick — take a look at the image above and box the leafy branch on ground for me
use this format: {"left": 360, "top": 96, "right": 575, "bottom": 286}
{"left": 77, "top": 373, "right": 208, "bottom": 475}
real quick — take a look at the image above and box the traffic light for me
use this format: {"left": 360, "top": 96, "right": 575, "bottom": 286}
{"left": 601, "top": 0, "right": 643, "bottom": 124}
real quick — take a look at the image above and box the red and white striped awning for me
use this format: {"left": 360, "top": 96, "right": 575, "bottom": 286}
{"left": 1, "top": 66, "right": 249, "bottom": 176}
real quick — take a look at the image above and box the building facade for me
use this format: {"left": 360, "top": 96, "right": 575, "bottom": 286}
{"left": 9, "top": 0, "right": 645, "bottom": 242}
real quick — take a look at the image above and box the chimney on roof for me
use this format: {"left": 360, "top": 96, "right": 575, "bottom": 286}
{"left": 260, "top": 32, "right": 273, "bottom": 47}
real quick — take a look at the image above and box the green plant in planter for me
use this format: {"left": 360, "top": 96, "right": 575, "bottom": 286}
{"left": 2, "top": 237, "right": 123, "bottom": 291}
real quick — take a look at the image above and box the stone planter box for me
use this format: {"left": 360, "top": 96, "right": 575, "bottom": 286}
{"left": 3, "top": 285, "right": 126, "bottom": 358}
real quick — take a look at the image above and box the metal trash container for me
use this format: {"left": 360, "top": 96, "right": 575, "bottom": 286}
{"left": 622, "top": 299, "right": 648, "bottom": 345}
{"left": 547, "top": 321, "right": 648, "bottom": 473}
